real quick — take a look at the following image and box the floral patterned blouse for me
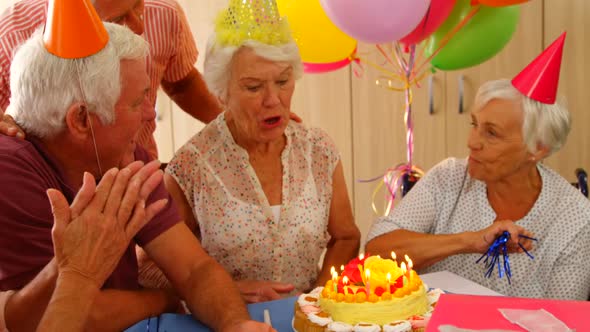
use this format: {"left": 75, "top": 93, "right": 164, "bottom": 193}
{"left": 166, "top": 113, "right": 340, "bottom": 292}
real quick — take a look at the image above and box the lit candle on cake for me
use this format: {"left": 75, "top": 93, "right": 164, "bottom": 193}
{"left": 386, "top": 272, "right": 391, "bottom": 291}
{"left": 401, "top": 262, "right": 407, "bottom": 286}
{"left": 343, "top": 276, "right": 349, "bottom": 294}
{"left": 359, "top": 253, "right": 365, "bottom": 260}
{"left": 340, "top": 265, "right": 344, "bottom": 272}
{"left": 331, "top": 267, "right": 338, "bottom": 293}
{"left": 407, "top": 257, "right": 413, "bottom": 281}
{"left": 365, "top": 269, "right": 371, "bottom": 295}
{"left": 391, "top": 251, "right": 397, "bottom": 266}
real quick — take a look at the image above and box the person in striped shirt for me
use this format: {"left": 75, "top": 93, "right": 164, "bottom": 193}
{"left": 0, "top": 0, "right": 221, "bottom": 159}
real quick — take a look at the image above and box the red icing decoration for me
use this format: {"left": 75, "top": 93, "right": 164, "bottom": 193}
{"left": 374, "top": 287, "right": 385, "bottom": 296}
{"left": 394, "top": 276, "right": 404, "bottom": 288}
{"left": 390, "top": 284, "right": 398, "bottom": 294}
{"left": 341, "top": 254, "right": 369, "bottom": 284}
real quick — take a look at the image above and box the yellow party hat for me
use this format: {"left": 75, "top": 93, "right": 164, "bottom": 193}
{"left": 215, "top": 0, "right": 292, "bottom": 47}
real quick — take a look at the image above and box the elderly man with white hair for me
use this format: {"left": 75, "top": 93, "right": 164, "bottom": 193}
{"left": 366, "top": 34, "right": 590, "bottom": 300}
{"left": 0, "top": 22, "right": 274, "bottom": 332}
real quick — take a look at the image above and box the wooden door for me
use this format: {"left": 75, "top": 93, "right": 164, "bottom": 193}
{"left": 291, "top": 68, "right": 354, "bottom": 201}
{"left": 542, "top": 0, "right": 590, "bottom": 181}
{"left": 351, "top": 43, "right": 447, "bottom": 242}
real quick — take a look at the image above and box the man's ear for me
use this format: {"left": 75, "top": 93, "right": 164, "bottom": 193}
{"left": 64, "top": 103, "right": 92, "bottom": 139}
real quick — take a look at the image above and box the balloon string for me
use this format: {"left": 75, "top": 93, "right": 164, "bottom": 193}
{"left": 361, "top": 164, "right": 425, "bottom": 216}
{"left": 375, "top": 44, "right": 398, "bottom": 68}
{"left": 358, "top": 56, "right": 407, "bottom": 84}
{"left": 403, "top": 44, "right": 416, "bottom": 165}
{"left": 414, "top": 5, "right": 481, "bottom": 76}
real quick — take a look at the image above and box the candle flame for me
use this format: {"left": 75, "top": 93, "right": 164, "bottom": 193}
{"left": 359, "top": 253, "right": 365, "bottom": 260}
{"left": 386, "top": 272, "right": 391, "bottom": 283}
{"left": 365, "top": 269, "right": 371, "bottom": 278}
{"left": 408, "top": 258, "right": 413, "bottom": 270}
{"left": 401, "top": 262, "right": 407, "bottom": 273}
{"left": 391, "top": 251, "right": 396, "bottom": 260}
{"left": 330, "top": 266, "right": 335, "bottom": 275}
{"left": 340, "top": 265, "right": 344, "bottom": 271}
{"left": 343, "top": 276, "right": 349, "bottom": 285}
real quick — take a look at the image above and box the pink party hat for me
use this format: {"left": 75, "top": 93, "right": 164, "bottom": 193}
{"left": 511, "top": 32, "right": 566, "bottom": 104}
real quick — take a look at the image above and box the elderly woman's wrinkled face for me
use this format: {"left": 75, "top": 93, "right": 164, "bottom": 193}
{"left": 467, "top": 98, "right": 532, "bottom": 182}
{"left": 224, "top": 47, "right": 294, "bottom": 144}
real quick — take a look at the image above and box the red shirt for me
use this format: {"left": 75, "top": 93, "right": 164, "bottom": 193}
{"left": 0, "top": 0, "right": 199, "bottom": 158}
{"left": 0, "top": 135, "right": 180, "bottom": 291}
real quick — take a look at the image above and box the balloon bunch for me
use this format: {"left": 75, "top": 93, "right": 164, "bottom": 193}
{"left": 276, "top": 0, "right": 530, "bottom": 215}
{"left": 476, "top": 231, "right": 538, "bottom": 283}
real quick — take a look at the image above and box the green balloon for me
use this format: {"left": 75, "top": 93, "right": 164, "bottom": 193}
{"left": 424, "top": 0, "right": 520, "bottom": 70}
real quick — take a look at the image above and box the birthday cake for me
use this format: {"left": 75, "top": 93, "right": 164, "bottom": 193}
{"left": 293, "top": 255, "right": 442, "bottom": 332}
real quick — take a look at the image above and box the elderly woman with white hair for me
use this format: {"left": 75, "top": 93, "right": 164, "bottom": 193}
{"left": 366, "top": 67, "right": 590, "bottom": 299}
{"left": 138, "top": 0, "right": 360, "bottom": 302}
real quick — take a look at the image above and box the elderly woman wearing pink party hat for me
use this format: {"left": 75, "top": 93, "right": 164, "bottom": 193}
{"left": 137, "top": 0, "right": 361, "bottom": 303}
{"left": 366, "top": 33, "right": 590, "bottom": 300}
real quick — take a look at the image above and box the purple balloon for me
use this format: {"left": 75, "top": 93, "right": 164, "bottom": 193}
{"left": 320, "top": 0, "right": 431, "bottom": 44}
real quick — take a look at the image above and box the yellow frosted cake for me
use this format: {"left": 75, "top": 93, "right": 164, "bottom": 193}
{"left": 293, "top": 255, "right": 442, "bottom": 332}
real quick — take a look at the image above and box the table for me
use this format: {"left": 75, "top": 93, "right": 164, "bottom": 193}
{"left": 125, "top": 296, "right": 297, "bottom": 332}
{"left": 421, "top": 271, "right": 502, "bottom": 296}
{"left": 125, "top": 271, "right": 500, "bottom": 332}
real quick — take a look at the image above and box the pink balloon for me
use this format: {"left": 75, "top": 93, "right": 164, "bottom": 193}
{"left": 399, "top": 0, "right": 457, "bottom": 45}
{"left": 320, "top": 0, "right": 431, "bottom": 44}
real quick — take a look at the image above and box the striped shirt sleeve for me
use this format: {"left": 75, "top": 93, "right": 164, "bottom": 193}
{"left": 155, "top": 0, "right": 198, "bottom": 83}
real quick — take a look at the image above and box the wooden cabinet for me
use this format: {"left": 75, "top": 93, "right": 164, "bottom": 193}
{"left": 291, "top": 69, "right": 354, "bottom": 198}
{"left": 351, "top": 45, "right": 447, "bottom": 241}
{"left": 543, "top": 0, "right": 590, "bottom": 181}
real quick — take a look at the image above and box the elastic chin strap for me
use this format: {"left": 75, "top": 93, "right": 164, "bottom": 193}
{"left": 76, "top": 60, "right": 103, "bottom": 178}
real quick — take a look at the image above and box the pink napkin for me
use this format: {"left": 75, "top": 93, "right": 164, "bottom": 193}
{"left": 438, "top": 325, "right": 518, "bottom": 332}
{"left": 498, "top": 309, "right": 574, "bottom": 332}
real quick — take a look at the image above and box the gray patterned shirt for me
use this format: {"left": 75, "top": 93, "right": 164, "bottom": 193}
{"left": 367, "top": 158, "right": 590, "bottom": 300}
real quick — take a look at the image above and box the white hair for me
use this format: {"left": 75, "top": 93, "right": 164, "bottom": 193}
{"left": 473, "top": 79, "right": 571, "bottom": 157}
{"left": 7, "top": 23, "right": 149, "bottom": 138}
{"left": 203, "top": 35, "right": 303, "bottom": 102}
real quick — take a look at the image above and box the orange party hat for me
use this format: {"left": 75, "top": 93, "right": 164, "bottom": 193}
{"left": 43, "top": 0, "right": 108, "bottom": 59}
{"left": 511, "top": 32, "right": 566, "bottom": 104}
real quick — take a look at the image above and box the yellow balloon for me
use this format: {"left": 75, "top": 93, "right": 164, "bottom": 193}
{"left": 277, "top": 0, "right": 357, "bottom": 63}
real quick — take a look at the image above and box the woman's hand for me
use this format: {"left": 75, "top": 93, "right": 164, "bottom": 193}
{"left": 471, "top": 219, "right": 535, "bottom": 254}
{"left": 0, "top": 113, "right": 25, "bottom": 139}
{"left": 236, "top": 280, "right": 295, "bottom": 303}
